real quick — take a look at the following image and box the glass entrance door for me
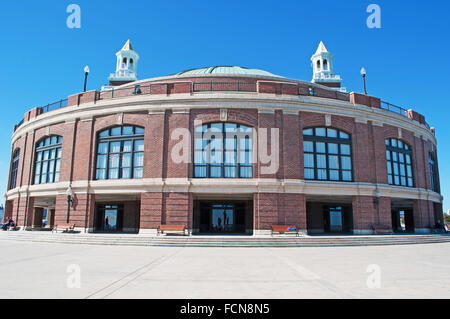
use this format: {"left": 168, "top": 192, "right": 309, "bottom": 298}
{"left": 212, "top": 204, "right": 234, "bottom": 232}
{"left": 329, "top": 208, "right": 343, "bottom": 232}
{"left": 198, "top": 202, "right": 247, "bottom": 234}
{"left": 392, "top": 208, "right": 414, "bottom": 233}
{"left": 323, "top": 205, "right": 352, "bottom": 233}
{"left": 95, "top": 204, "right": 123, "bottom": 232}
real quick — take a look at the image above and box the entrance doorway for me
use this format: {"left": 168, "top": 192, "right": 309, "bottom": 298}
{"left": 306, "top": 201, "right": 353, "bottom": 234}
{"left": 95, "top": 204, "right": 124, "bottom": 232}
{"left": 392, "top": 208, "right": 414, "bottom": 233}
{"left": 195, "top": 201, "right": 251, "bottom": 234}
{"left": 323, "top": 205, "right": 353, "bottom": 233}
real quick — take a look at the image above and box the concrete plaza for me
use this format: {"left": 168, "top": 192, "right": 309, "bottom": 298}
{"left": 0, "top": 239, "right": 449, "bottom": 299}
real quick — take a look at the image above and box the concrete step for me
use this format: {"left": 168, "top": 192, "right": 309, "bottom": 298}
{"left": 1, "top": 232, "right": 449, "bottom": 248}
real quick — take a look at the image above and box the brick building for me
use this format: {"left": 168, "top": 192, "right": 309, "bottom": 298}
{"left": 4, "top": 41, "right": 443, "bottom": 235}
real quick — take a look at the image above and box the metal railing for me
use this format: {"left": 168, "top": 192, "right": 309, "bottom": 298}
{"left": 15, "top": 99, "right": 68, "bottom": 128}
{"left": 98, "top": 84, "right": 153, "bottom": 101}
{"left": 13, "top": 84, "right": 432, "bottom": 132}
{"left": 41, "top": 99, "right": 68, "bottom": 114}
{"left": 380, "top": 101, "right": 408, "bottom": 117}
{"left": 193, "top": 81, "right": 257, "bottom": 92}
{"left": 381, "top": 101, "right": 431, "bottom": 130}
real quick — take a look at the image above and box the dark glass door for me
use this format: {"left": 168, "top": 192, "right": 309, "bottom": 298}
{"left": 199, "top": 202, "right": 246, "bottom": 234}
{"left": 392, "top": 208, "right": 414, "bottom": 233}
{"left": 323, "top": 205, "right": 353, "bottom": 233}
{"left": 95, "top": 204, "right": 124, "bottom": 232}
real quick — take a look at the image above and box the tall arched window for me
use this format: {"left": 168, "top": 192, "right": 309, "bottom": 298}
{"left": 95, "top": 126, "right": 145, "bottom": 180}
{"left": 9, "top": 149, "right": 20, "bottom": 189}
{"left": 386, "top": 138, "right": 414, "bottom": 187}
{"left": 194, "top": 123, "right": 253, "bottom": 178}
{"left": 429, "top": 152, "right": 438, "bottom": 192}
{"left": 34, "top": 136, "right": 62, "bottom": 185}
{"left": 303, "top": 127, "right": 353, "bottom": 182}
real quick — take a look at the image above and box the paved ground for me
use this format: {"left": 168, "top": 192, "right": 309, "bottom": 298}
{"left": 0, "top": 239, "right": 449, "bottom": 299}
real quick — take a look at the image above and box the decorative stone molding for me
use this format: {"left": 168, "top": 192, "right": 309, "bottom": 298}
{"left": 220, "top": 109, "right": 228, "bottom": 121}
{"left": 325, "top": 114, "right": 332, "bottom": 126}
{"left": 371, "top": 120, "right": 383, "bottom": 127}
{"left": 11, "top": 92, "right": 436, "bottom": 146}
{"left": 7, "top": 178, "right": 442, "bottom": 204}
{"left": 148, "top": 109, "right": 165, "bottom": 115}
{"left": 117, "top": 113, "right": 124, "bottom": 125}
{"left": 172, "top": 108, "right": 190, "bottom": 114}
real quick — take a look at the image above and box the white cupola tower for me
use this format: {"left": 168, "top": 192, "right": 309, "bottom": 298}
{"left": 108, "top": 40, "right": 139, "bottom": 86}
{"left": 311, "top": 41, "right": 342, "bottom": 89}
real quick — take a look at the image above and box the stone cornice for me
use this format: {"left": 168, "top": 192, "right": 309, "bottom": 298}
{"left": 11, "top": 92, "right": 436, "bottom": 146}
{"left": 5, "top": 179, "right": 443, "bottom": 203}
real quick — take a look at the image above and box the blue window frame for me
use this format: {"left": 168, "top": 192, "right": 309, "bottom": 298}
{"left": 34, "top": 136, "right": 62, "bottom": 185}
{"left": 95, "top": 126, "right": 145, "bottom": 180}
{"left": 385, "top": 138, "right": 414, "bottom": 187}
{"left": 194, "top": 123, "right": 253, "bottom": 178}
{"left": 303, "top": 127, "right": 353, "bottom": 182}
{"left": 9, "top": 149, "right": 20, "bottom": 189}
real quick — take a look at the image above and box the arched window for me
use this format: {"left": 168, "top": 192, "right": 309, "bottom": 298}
{"left": 34, "top": 136, "right": 62, "bottom": 185}
{"left": 385, "top": 138, "right": 413, "bottom": 187}
{"left": 429, "top": 152, "right": 438, "bottom": 192}
{"left": 303, "top": 127, "right": 353, "bottom": 182}
{"left": 95, "top": 126, "right": 144, "bottom": 180}
{"left": 323, "top": 59, "right": 328, "bottom": 70}
{"left": 9, "top": 149, "right": 20, "bottom": 189}
{"left": 194, "top": 123, "right": 253, "bottom": 178}
{"left": 317, "top": 60, "right": 321, "bottom": 70}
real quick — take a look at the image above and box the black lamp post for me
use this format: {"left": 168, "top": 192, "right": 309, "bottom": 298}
{"left": 373, "top": 188, "right": 381, "bottom": 209}
{"left": 83, "top": 66, "right": 90, "bottom": 92}
{"left": 67, "top": 186, "right": 74, "bottom": 208}
{"left": 361, "top": 67, "right": 367, "bottom": 95}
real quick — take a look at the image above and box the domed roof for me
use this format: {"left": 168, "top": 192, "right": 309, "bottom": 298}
{"left": 175, "top": 66, "right": 284, "bottom": 78}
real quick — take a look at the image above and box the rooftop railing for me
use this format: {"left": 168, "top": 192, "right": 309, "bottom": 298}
{"left": 380, "top": 101, "right": 408, "bottom": 117}
{"left": 41, "top": 99, "right": 69, "bottom": 114}
{"left": 381, "top": 101, "right": 431, "bottom": 129}
{"left": 14, "top": 81, "right": 431, "bottom": 132}
{"left": 15, "top": 98, "right": 68, "bottom": 128}
{"left": 193, "top": 81, "right": 257, "bottom": 92}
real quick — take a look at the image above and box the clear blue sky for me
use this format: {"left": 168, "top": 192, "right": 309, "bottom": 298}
{"left": 0, "top": 1, "right": 449, "bottom": 212}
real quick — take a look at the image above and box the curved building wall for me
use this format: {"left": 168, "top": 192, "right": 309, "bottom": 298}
{"left": 4, "top": 75, "right": 443, "bottom": 235}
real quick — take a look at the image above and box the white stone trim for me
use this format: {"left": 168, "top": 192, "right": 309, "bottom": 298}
{"left": 325, "top": 114, "right": 332, "bottom": 126}
{"left": 6, "top": 178, "right": 443, "bottom": 204}
{"left": 355, "top": 117, "right": 368, "bottom": 124}
{"left": 11, "top": 92, "right": 436, "bottom": 146}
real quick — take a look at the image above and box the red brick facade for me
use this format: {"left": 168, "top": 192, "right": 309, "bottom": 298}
{"left": 5, "top": 74, "right": 443, "bottom": 235}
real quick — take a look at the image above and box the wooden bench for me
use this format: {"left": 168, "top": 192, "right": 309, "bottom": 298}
{"left": 157, "top": 225, "right": 187, "bottom": 236}
{"left": 271, "top": 225, "right": 299, "bottom": 237}
{"left": 52, "top": 223, "right": 76, "bottom": 233}
{"left": 372, "top": 224, "right": 393, "bottom": 235}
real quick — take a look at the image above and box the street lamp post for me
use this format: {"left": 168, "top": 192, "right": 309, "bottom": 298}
{"left": 360, "top": 67, "right": 367, "bottom": 95}
{"left": 83, "top": 66, "right": 90, "bottom": 92}
{"left": 66, "top": 185, "right": 74, "bottom": 223}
